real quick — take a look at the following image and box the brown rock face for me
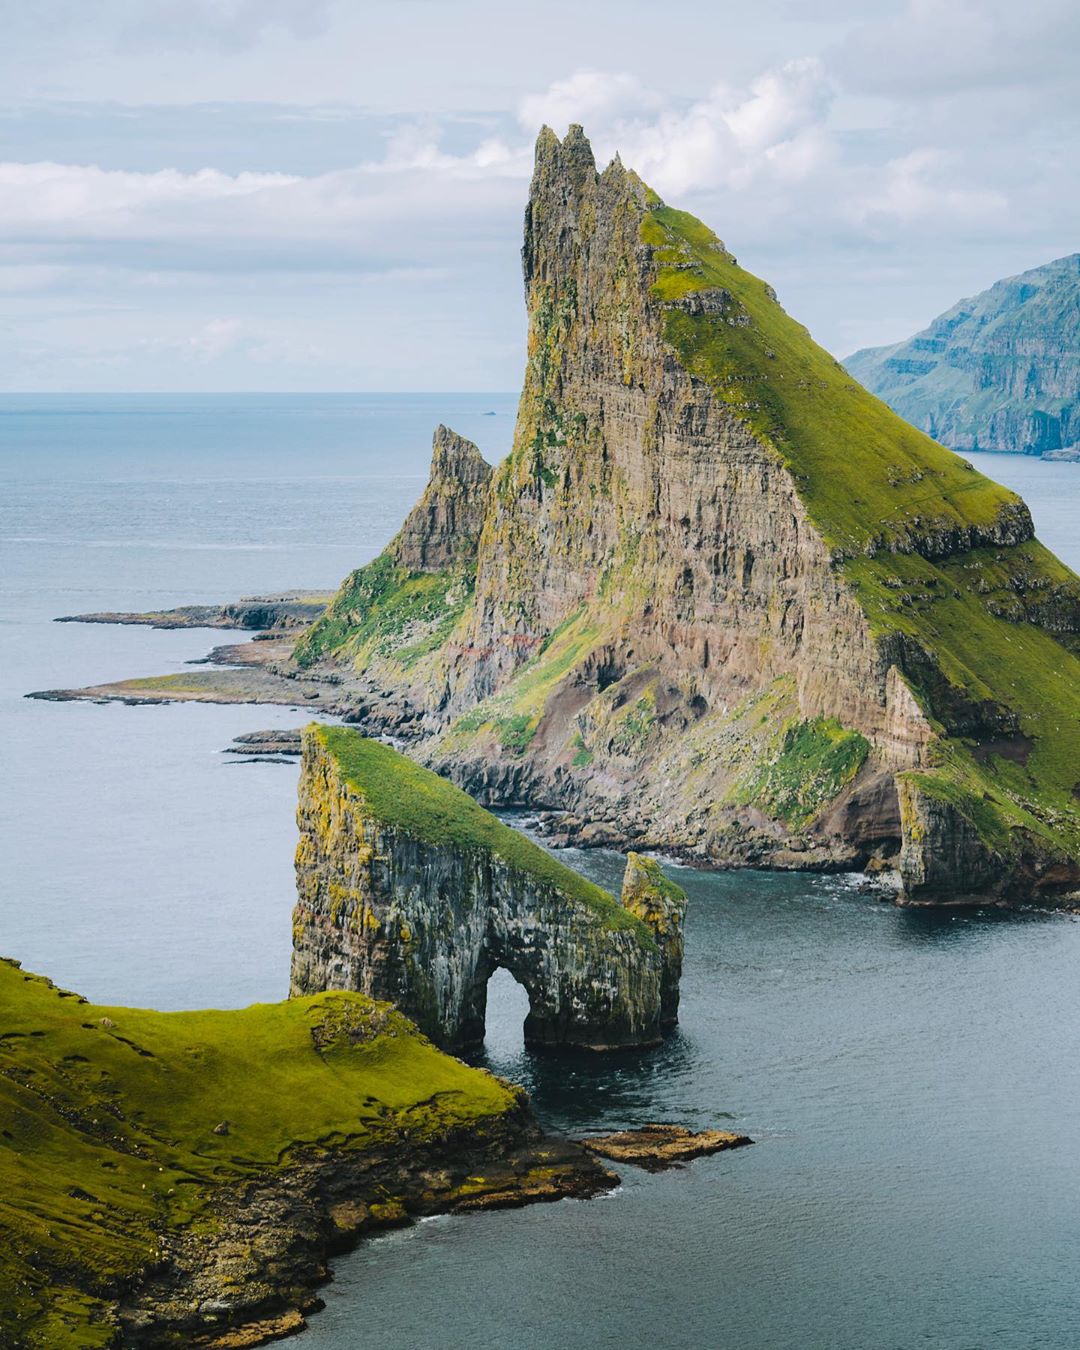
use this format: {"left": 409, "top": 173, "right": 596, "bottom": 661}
{"left": 581, "top": 1123, "right": 753, "bottom": 1172}
{"left": 391, "top": 424, "right": 492, "bottom": 573}
{"left": 292, "top": 125, "right": 1080, "bottom": 906}
{"left": 430, "top": 126, "right": 927, "bottom": 863}
{"left": 290, "top": 727, "right": 685, "bottom": 1051}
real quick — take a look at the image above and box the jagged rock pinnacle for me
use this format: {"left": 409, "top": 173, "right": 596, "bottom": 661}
{"left": 390, "top": 425, "right": 492, "bottom": 573}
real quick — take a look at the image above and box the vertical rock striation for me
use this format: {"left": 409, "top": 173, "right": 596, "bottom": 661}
{"left": 292, "top": 127, "right": 1080, "bottom": 907}
{"left": 291, "top": 724, "right": 686, "bottom": 1050}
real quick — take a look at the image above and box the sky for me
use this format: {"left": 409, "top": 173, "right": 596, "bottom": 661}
{"left": 1, "top": 0, "right": 1077, "bottom": 392}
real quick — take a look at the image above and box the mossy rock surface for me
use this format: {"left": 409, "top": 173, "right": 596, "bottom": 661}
{"left": 312, "top": 725, "right": 650, "bottom": 939}
{"left": 0, "top": 957, "right": 516, "bottom": 1347}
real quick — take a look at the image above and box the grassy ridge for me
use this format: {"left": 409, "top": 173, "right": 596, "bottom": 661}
{"left": 643, "top": 206, "right": 1020, "bottom": 556}
{"left": 0, "top": 958, "right": 515, "bottom": 1347}
{"left": 644, "top": 203, "right": 1080, "bottom": 860}
{"left": 312, "top": 725, "right": 650, "bottom": 939}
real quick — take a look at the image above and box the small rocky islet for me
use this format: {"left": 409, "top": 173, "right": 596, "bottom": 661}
{"left": 11, "top": 123, "right": 1080, "bottom": 1347}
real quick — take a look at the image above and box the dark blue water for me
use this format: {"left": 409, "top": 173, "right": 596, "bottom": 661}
{"left": 2, "top": 401, "right": 1079, "bottom": 1348}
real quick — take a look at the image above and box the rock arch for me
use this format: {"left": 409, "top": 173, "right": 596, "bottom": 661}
{"left": 290, "top": 725, "right": 686, "bottom": 1051}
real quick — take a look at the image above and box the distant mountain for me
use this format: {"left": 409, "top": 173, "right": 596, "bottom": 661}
{"left": 846, "top": 253, "right": 1080, "bottom": 457}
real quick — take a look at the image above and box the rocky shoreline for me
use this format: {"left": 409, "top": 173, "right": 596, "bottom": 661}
{"left": 122, "top": 1099, "right": 616, "bottom": 1349}
{"left": 123, "top": 1114, "right": 754, "bottom": 1348}
{"left": 8, "top": 960, "right": 752, "bottom": 1349}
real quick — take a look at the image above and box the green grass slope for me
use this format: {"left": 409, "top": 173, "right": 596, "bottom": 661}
{"left": 293, "top": 553, "right": 474, "bottom": 673}
{"left": 0, "top": 957, "right": 516, "bottom": 1348}
{"left": 312, "top": 725, "right": 649, "bottom": 937}
{"left": 643, "top": 203, "right": 1080, "bottom": 866}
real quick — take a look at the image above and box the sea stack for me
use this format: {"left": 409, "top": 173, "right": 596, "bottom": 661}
{"left": 293, "top": 126, "right": 1080, "bottom": 908}
{"left": 291, "top": 724, "right": 686, "bottom": 1050}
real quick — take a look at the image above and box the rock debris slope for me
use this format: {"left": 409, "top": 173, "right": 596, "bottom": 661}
{"left": 294, "top": 126, "right": 1080, "bottom": 906}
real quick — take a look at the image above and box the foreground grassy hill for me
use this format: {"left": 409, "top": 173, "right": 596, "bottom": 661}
{"left": 0, "top": 957, "right": 578, "bottom": 1347}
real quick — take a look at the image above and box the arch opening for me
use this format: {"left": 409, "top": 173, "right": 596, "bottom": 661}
{"left": 483, "top": 966, "right": 530, "bottom": 1058}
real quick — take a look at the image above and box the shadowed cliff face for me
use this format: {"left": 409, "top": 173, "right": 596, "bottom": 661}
{"left": 290, "top": 726, "right": 685, "bottom": 1050}
{"left": 293, "top": 127, "right": 1080, "bottom": 907}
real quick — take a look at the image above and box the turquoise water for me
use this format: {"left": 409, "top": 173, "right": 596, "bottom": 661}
{"left": 2, "top": 400, "right": 1079, "bottom": 1348}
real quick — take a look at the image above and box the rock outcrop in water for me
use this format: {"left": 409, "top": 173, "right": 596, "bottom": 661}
{"left": 57, "top": 591, "right": 330, "bottom": 631}
{"left": 290, "top": 724, "right": 685, "bottom": 1049}
{"left": 289, "top": 126, "right": 1080, "bottom": 907}
{"left": 846, "top": 253, "right": 1080, "bottom": 457}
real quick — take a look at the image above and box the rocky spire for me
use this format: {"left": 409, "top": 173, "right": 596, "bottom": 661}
{"left": 390, "top": 424, "right": 492, "bottom": 573}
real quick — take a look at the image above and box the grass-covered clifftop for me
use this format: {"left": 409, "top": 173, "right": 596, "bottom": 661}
{"left": 310, "top": 725, "right": 649, "bottom": 937}
{"left": 0, "top": 957, "right": 517, "bottom": 1347}
{"left": 644, "top": 203, "right": 1080, "bottom": 874}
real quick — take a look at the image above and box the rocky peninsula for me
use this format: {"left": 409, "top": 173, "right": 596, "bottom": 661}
{"left": 0, "top": 957, "right": 617, "bottom": 1348}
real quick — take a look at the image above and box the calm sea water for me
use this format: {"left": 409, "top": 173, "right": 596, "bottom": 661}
{"left": 2, "top": 399, "right": 1079, "bottom": 1350}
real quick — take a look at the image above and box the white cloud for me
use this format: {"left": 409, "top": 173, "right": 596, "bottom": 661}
{"left": 184, "top": 317, "right": 247, "bottom": 360}
{"left": 518, "top": 71, "right": 661, "bottom": 132}
{"left": 855, "top": 148, "right": 1009, "bottom": 232}
{"left": 514, "top": 59, "right": 834, "bottom": 197}
{"left": 832, "top": 0, "right": 1080, "bottom": 98}
{"left": 0, "top": 162, "right": 297, "bottom": 234}
{"left": 4, "top": 1, "right": 1080, "bottom": 389}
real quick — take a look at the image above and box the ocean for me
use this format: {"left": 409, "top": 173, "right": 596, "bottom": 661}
{"left": 3, "top": 394, "right": 1080, "bottom": 1349}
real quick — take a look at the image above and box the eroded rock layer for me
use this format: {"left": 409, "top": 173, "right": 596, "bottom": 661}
{"left": 290, "top": 725, "right": 685, "bottom": 1049}
{"left": 293, "top": 126, "right": 1080, "bottom": 906}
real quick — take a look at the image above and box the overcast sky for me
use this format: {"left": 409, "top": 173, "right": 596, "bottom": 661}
{"left": 1, "top": 0, "right": 1077, "bottom": 391}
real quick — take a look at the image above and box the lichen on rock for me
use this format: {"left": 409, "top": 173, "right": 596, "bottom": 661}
{"left": 290, "top": 725, "right": 685, "bottom": 1050}
{"left": 287, "top": 125, "right": 1080, "bottom": 907}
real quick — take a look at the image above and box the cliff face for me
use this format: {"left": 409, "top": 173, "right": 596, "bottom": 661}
{"left": 292, "top": 426, "right": 490, "bottom": 710}
{"left": 291, "top": 725, "right": 685, "bottom": 1050}
{"left": 846, "top": 253, "right": 1080, "bottom": 456}
{"left": 295, "top": 127, "right": 1080, "bottom": 906}
{"left": 390, "top": 424, "right": 493, "bottom": 573}
{"left": 0, "top": 958, "right": 612, "bottom": 1349}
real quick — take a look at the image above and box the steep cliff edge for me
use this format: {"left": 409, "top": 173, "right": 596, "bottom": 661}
{"left": 295, "top": 126, "right": 1080, "bottom": 906}
{"left": 0, "top": 958, "right": 612, "bottom": 1349}
{"left": 291, "top": 724, "right": 685, "bottom": 1049}
{"left": 846, "top": 254, "right": 1080, "bottom": 456}
{"left": 292, "top": 425, "right": 492, "bottom": 722}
